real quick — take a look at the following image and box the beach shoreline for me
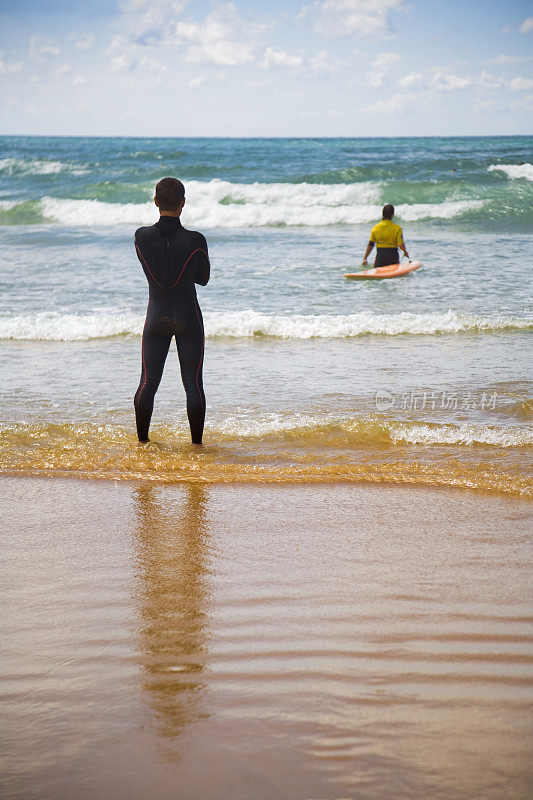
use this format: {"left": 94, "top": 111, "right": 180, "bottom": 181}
{"left": 1, "top": 466, "right": 531, "bottom": 497}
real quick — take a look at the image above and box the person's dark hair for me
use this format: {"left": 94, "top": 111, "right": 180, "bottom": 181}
{"left": 155, "top": 177, "right": 185, "bottom": 211}
{"left": 382, "top": 204, "right": 394, "bottom": 219}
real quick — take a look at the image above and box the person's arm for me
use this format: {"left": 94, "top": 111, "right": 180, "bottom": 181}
{"left": 362, "top": 241, "right": 374, "bottom": 266}
{"left": 398, "top": 228, "right": 409, "bottom": 260}
{"left": 194, "top": 234, "right": 210, "bottom": 286}
{"left": 134, "top": 229, "right": 154, "bottom": 284}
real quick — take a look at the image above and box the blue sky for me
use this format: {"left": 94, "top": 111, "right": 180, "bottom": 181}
{"left": 1, "top": 0, "right": 532, "bottom": 136}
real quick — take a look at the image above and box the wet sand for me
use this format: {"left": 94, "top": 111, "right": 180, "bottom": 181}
{"left": 1, "top": 478, "right": 532, "bottom": 800}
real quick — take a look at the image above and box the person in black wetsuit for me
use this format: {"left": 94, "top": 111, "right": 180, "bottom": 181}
{"left": 134, "top": 177, "right": 210, "bottom": 445}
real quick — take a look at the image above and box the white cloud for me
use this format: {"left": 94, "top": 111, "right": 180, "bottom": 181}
{"left": 302, "top": 0, "right": 408, "bottom": 37}
{"left": 492, "top": 54, "right": 531, "bottom": 64}
{"left": 519, "top": 17, "right": 533, "bottom": 34}
{"left": 75, "top": 35, "right": 95, "bottom": 51}
{"left": 364, "top": 91, "right": 407, "bottom": 114}
{"left": 188, "top": 76, "right": 205, "bottom": 87}
{"left": 108, "top": 26, "right": 165, "bottom": 73}
{"left": 395, "top": 66, "right": 532, "bottom": 97}
{"left": 51, "top": 64, "right": 71, "bottom": 78}
{"left": 260, "top": 46, "right": 342, "bottom": 77}
{"left": 112, "top": 1, "right": 342, "bottom": 76}
{"left": 507, "top": 76, "right": 533, "bottom": 91}
{"left": 478, "top": 69, "right": 501, "bottom": 89}
{"left": 307, "top": 50, "right": 343, "bottom": 76}
{"left": 396, "top": 69, "right": 472, "bottom": 93}
{"left": 369, "top": 51, "right": 400, "bottom": 86}
{"left": 398, "top": 71, "right": 423, "bottom": 89}
{"left": 73, "top": 76, "right": 87, "bottom": 85}
{"left": 475, "top": 71, "right": 533, "bottom": 91}
{"left": 168, "top": 6, "right": 258, "bottom": 66}
{"left": 431, "top": 71, "right": 471, "bottom": 91}
{"left": 113, "top": 1, "right": 259, "bottom": 67}
{"left": 29, "top": 36, "right": 60, "bottom": 58}
{"left": 120, "top": 0, "right": 189, "bottom": 44}
{"left": 261, "top": 47, "right": 303, "bottom": 70}
{"left": 110, "top": 52, "right": 135, "bottom": 72}
{"left": 0, "top": 51, "right": 23, "bottom": 74}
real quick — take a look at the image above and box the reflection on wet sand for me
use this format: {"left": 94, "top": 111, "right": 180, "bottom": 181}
{"left": 133, "top": 484, "right": 211, "bottom": 742}
{"left": 1, "top": 478, "right": 531, "bottom": 800}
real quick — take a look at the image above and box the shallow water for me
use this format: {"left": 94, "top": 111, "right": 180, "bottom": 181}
{"left": 2, "top": 331, "right": 531, "bottom": 494}
{"left": 1, "top": 478, "right": 531, "bottom": 800}
{"left": 0, "top": 136, "right": 531, "bottom": 492}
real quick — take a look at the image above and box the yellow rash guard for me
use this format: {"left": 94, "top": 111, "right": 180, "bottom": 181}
{"left": 369, "top": 219, "right": 404, "bottom": 248}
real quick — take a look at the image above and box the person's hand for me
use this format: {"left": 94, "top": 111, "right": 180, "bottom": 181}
{"left": 362, "top": 259, "right": 367, "bottom": 266}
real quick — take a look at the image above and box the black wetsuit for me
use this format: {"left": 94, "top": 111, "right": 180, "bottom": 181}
{"left": 134, "top": 216, "right": 210, "bottom": 444}
{"left": 374, "top": 247, "right": 399, "bottom": 268}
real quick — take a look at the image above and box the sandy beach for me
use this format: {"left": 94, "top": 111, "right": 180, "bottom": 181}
{"left": 1, "top": 477, "right": 531, "bottom": 800}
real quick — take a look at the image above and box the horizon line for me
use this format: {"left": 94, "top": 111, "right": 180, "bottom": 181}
{"left": 1, "top": 132, "right": 532, "bottom": 140}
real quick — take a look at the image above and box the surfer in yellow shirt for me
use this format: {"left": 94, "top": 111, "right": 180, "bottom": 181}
{"left": 362, "top": 204, "right": 409, "bottom": 267}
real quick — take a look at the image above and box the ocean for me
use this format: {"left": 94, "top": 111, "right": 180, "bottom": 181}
{"left": 0, "top": 135, "right": 531, "bottom": 494}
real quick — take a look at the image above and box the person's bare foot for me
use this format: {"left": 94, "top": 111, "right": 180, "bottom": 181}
{"left": 138, "top": 439, "right": 150, "bottom": 446}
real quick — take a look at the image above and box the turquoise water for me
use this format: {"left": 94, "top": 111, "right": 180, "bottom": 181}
{"left": 0, "top": 136, "right": 531, "bottom": 492}
{"left": 0, "top": 135, "right": 532, "bottom": 229}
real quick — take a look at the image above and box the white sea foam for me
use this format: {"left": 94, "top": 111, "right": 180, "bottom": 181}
{"left": 0, "top": 311, "right": 144, "bottom": 341}
{"left": 488, "top": 162, "right": 533, "bottom": 181}
{"left": 0, "top": 309, "right": 530, "bottom": 341}
{"left": 216, "top": 412, "right": 334, "bottom": 437}
{"left": 40, "top": 197, "right": 154, "bottom": 225}
{"left": 390, "top": 422, "right": 533, "bottom": 447}
{"left": 201, "top": 413, "right": 533, "bottom": 447}
{"left": 203, "top": 309, "right": 532, "bottom": 338}
{"left": 36, "top": 180, "right": 484, "bottom": 227}
{"left": 0, "top": 157, "right": 87, "bottom": 176}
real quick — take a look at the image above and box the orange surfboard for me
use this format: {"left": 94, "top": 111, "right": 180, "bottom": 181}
{"left": 344, "top": 261, "right": 421, "bottom": 280}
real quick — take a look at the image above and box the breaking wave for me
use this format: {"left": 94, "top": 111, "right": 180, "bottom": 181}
{"left": 389, "top": 422, "right": 532, "bottom": 447}
{"left": 214, "top": 413, "right": 533, "bottom": 448}
{"left": 0, "top": 180, "right": 484, "bottom": 227}
{"left": 0, "top": 311, "right": 143, "bottom": 341}
{"left": 488, "top": 163, "right": 533, "bottom": 181}
{"left": 0, "top": 157, "right": 87, "bottom": 176}
{"left": 1, "top": 309, "right": 531, "bottom": 341}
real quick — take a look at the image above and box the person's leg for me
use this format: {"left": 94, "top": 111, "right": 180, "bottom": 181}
{"left": 176, "top": 327, "right": 205, "bottom": 445}
{"left": 134, "top": 330, "right": 172, "bottom": 442}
